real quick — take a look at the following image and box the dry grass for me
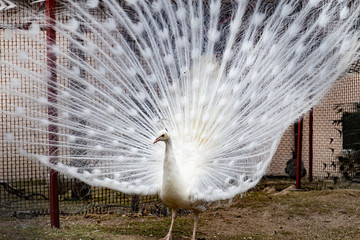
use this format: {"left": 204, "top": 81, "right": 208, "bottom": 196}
{"left": 1, "top": 179, "right": 360, "bottom": 240}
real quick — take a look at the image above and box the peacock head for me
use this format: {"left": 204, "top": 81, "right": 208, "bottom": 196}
{"left": 153, "top": 129, "right": 169, "bottom": 144}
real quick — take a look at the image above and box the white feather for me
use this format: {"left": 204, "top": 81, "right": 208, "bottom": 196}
{"left": 1, "top": 1, "right": 360, "bottom": 238}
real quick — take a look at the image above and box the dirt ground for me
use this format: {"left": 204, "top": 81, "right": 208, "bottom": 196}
{"left": 1, "top": 179, "right": 360, "bottom": 240}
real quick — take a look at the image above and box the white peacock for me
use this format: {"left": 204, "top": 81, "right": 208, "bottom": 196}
{"left": 1, "top": 0, "right": 360, "bottom": 239}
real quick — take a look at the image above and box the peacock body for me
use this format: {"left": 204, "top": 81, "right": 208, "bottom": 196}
{"left": 1, "top": 0, "right": 360, "bottom": 238}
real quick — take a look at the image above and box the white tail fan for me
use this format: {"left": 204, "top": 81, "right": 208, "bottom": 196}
{"left": 0, "top": 0, "right": 17, "bottom": 11}
{"left": 1, "top": 0, "right": 360, "bottom": 202}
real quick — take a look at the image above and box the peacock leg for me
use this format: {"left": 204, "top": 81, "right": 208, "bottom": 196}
{"left": 191, "top": 212, "right": 200, "bottom": 240}
{"left": 161, "top": 208, "right": 177, "bottom": 240}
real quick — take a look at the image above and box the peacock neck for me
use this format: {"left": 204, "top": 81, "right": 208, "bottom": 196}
{"left": 163, "top": 138, "right": 180, "bottom": 176}
{"left": 160, "top": 138, "right": 190, "bottom": 209}
{"left": 164, "top": 139, "right": 174, "bottom": 164}
{"left": 165, "top": 138, "right": 171, "bottom": 147}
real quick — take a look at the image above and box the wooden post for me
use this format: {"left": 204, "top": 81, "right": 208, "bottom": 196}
{"left": 46, "top": 0, "right": 59, "bottom": 228}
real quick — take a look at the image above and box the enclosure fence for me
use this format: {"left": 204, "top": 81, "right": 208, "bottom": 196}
{"left": 1, "top": 1, "right": 360, "bottom": 217}
{"left": 0, "top": 1, "right": 166, "bottom": 217}
{"left": 269, "top": 60, "right": 360, "bottom": 188}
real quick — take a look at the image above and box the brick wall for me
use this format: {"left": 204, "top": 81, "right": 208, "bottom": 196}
{"left": 268, "top": 72, "right": 360, "bottom": 177}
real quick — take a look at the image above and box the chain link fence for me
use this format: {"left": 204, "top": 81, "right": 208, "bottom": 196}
{"left": 0, "top": 1, "right": 166, "bottom": 218}
{"left": 1, "top": 1, "right": 360, "bottom": 217}
{"left": 268, "top": 61, "right": 360, "bottom": 189}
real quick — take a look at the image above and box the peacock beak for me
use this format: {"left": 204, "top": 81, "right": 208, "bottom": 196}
{"left": 153, "top": 138, "right": 160, "bottom": 144}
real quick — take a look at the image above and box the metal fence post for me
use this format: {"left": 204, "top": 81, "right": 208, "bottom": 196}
{"left": 46, "top": 0, "right": 59, "bottom": 228}
{"left": 296, "top": 117, "right": 303, "bottom": 189}
{"left": 309, "top": 109, "right": 313, "bottom": 182}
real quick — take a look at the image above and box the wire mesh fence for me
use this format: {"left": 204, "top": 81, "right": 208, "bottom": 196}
{"left": 1, "top": 1, "right": 360, "bottom": 218}
{"left": 0, "top": 1, "right": 166, "bottom": 217}
{"left": 305, "top": 69, "right": 360, "bottom": 187}
{"left": 268, "top": 62, "right": 360, "bottom": 189}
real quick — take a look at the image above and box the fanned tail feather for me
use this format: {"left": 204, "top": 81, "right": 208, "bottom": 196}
{"left": 1, "top": 0, "right": 360, "bottom": 201}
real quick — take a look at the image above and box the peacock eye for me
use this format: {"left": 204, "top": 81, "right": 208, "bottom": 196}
{"left": 161, "top": 134, "right": 165, "bottom": 137}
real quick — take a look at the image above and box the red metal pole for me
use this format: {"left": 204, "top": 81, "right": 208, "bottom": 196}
{"left": 296, "top": 117, "right": 303, "bottom": 189}
{"left": 308, "top": 109, "right": 313, "bottom": 182}
{"left": 46, "top": 0, "right": 60, "bottom": 228}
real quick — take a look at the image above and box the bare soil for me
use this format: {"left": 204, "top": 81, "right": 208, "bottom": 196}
{"left": 1, "top": 179, "right": 360, "bottom": 240}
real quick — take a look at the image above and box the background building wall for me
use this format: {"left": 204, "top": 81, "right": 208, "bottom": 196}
{"left": 268, "top": 72, "right": 360, "bottom": 178}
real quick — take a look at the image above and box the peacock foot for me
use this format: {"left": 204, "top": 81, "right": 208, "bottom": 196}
{"left": 159, "top": 233, "right": 171, "bottom": 240}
